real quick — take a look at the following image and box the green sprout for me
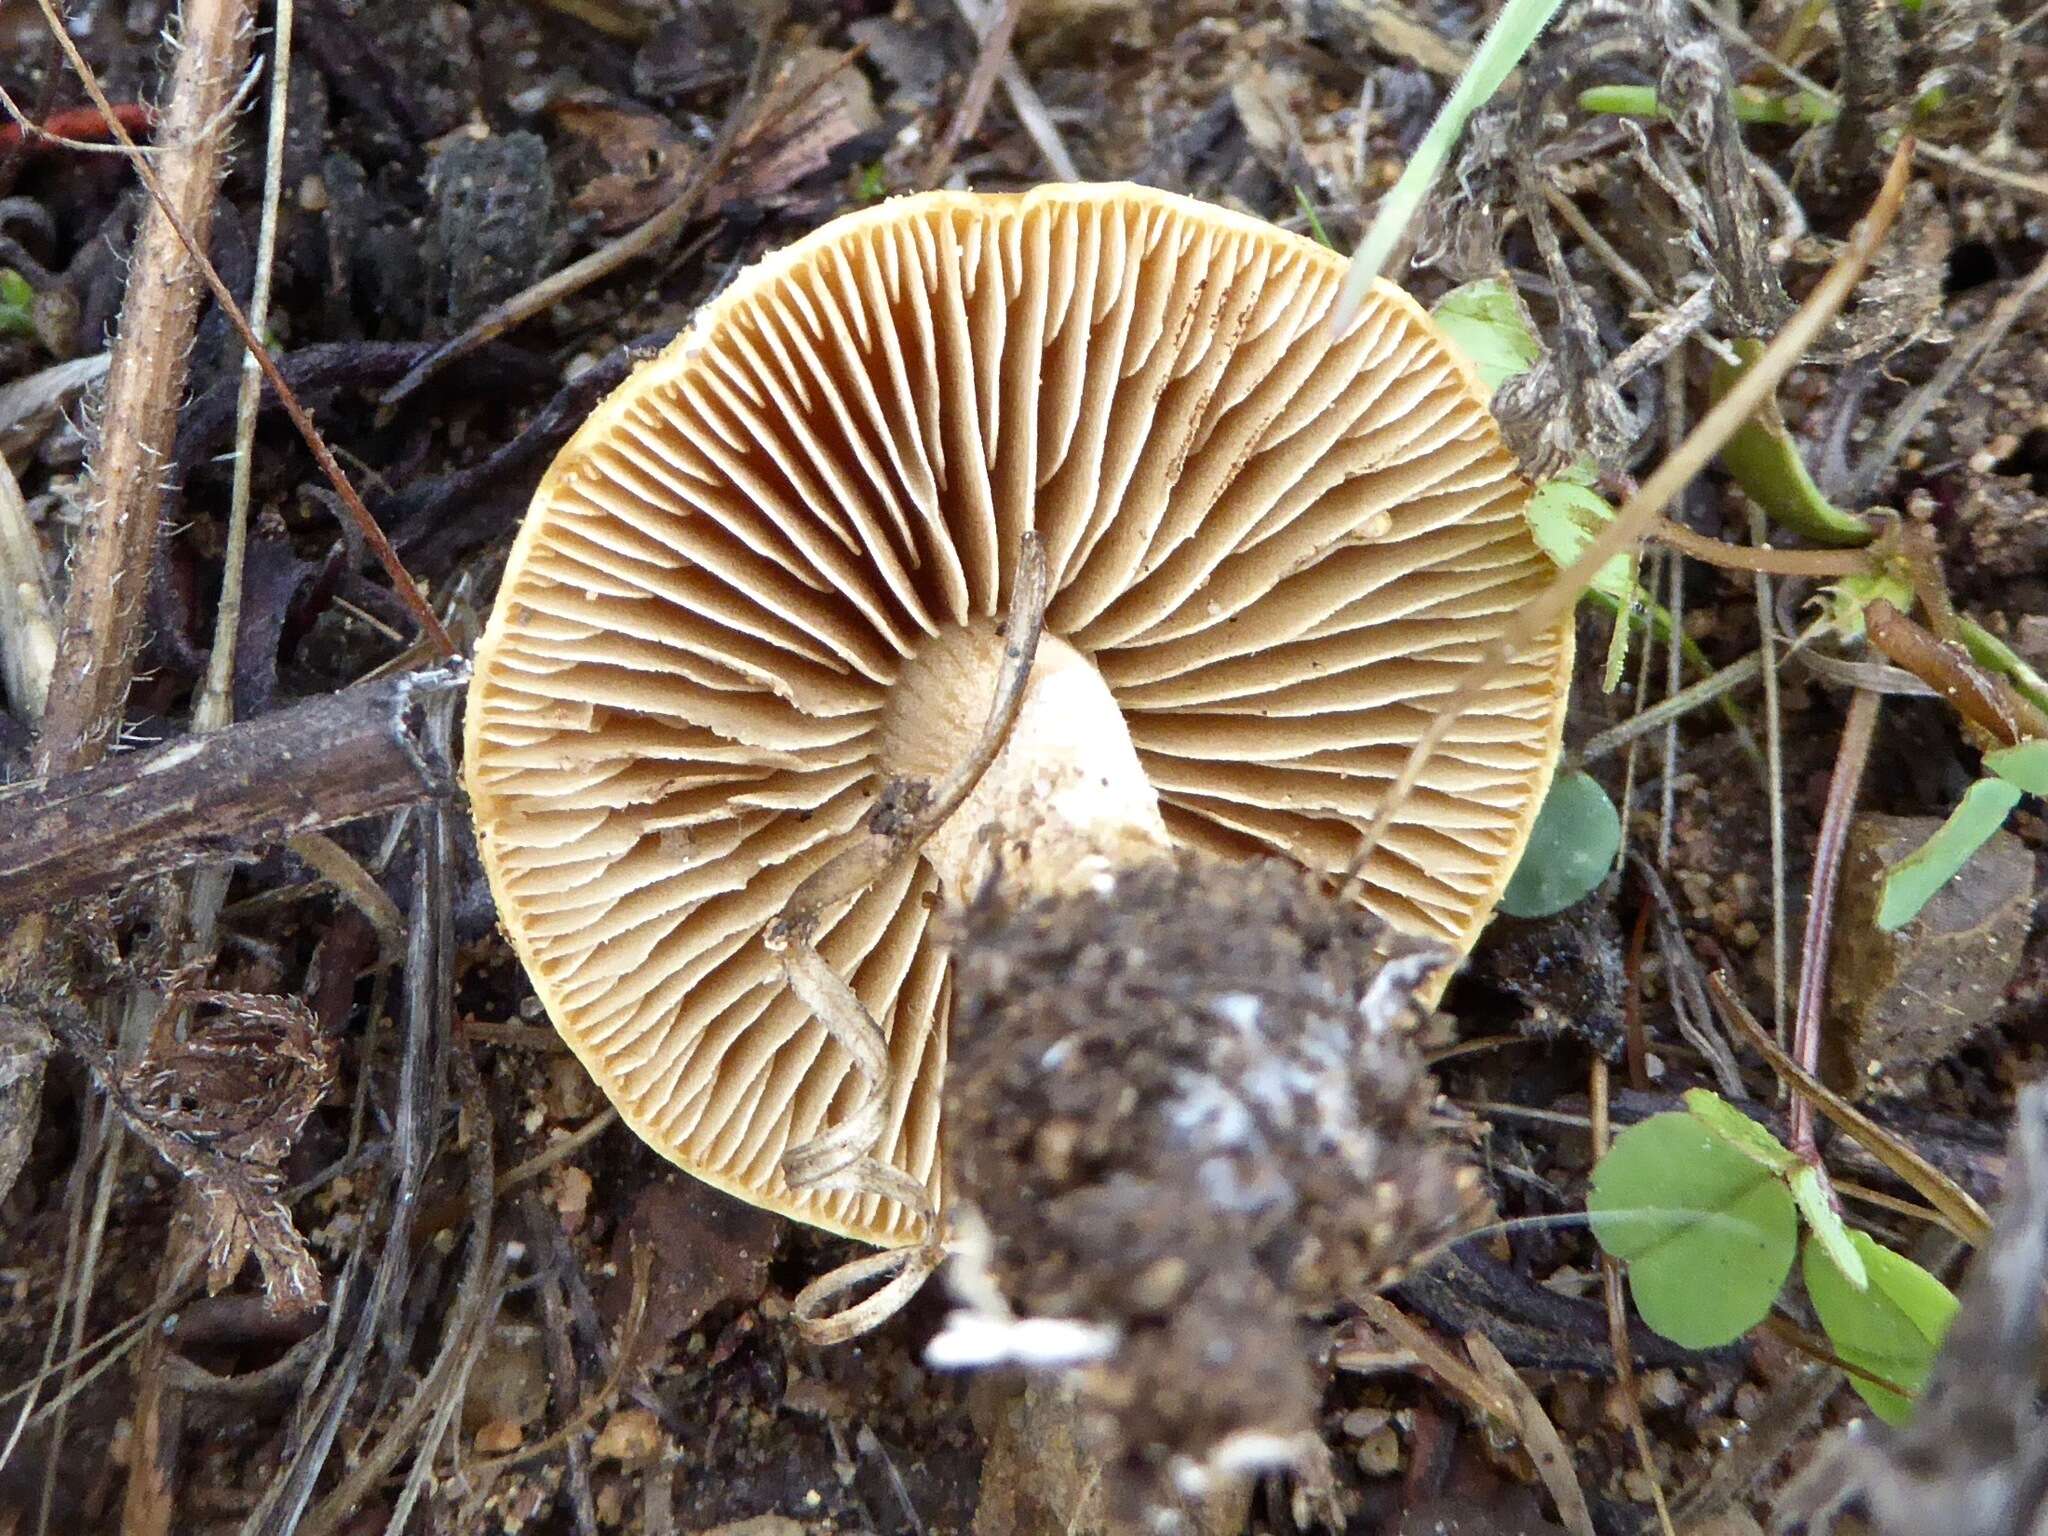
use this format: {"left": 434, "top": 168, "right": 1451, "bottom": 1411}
{"left": 0, "top": 270, "right": 35, "bottom": 340}
{"left": 1293, "top": 186, "right": 1337, "bottom": 251}
{"left": 1579, "top": 82, "right": 1839, "bottom": 128}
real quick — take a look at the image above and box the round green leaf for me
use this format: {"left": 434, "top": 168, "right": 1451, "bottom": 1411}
{"left": 1498, "top": 770, "right": 1621, "bottom": 918}
{"left": 1802, "top": 1229, "right": 1958, "bottom": 1426}
{"left": 1589, "top": 1112, "right": 1798, "bottom": 1349}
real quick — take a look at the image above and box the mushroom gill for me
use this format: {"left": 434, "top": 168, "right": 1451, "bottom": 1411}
{"left": 464, "top": 182, "right": 1571, "bottom": 1245}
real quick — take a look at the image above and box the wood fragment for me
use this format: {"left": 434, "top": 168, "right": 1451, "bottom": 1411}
{"left": 0, "top": 667, "right": 463, "bottom": 919}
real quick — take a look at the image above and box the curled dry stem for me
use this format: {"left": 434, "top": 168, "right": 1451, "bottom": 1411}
{"left": 772, "top": 536, "right": 1049, "bottom": 1342}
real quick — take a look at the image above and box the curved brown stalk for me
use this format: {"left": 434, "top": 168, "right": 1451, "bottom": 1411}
{"left": 1651, "top": 517, "right": 1872, "bottom": 577}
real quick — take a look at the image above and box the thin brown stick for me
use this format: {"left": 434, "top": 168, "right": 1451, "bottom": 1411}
{"left": 1342, "top": 140, "right": 1913, "bottom": 889}
{"left": 945, "top": 0, "right": 1078, "bottom": 180}
{"left": 1824, "top": 0, "right": 1904, "bottom": 213}
{"left": 924, "top": 0, "right": 1023, "bottom": 186}
{"left": 1651, "top": 517, "right": 1871, "bottom": 577}
{"left": 31, "top": 0, "right": 454, "bottom": 656}
{"left": 1759, "top": 1315, "right": 1912, "bottom": 1398}
{"left": 1591, "top": 1058, "right": 1676, "bottom": 1536}
{"left": 464, "top": 1247, "right": 652, "bottom": 1479}
{"left": 1709, "top": 973, "right": 1993, "bottom": 1245}
{"left": 1749, "top": 504, "right": 1791, "bottom": 1046}
{"left": 1789, "top": 687, "right": 1878, "bottom": 1163}
{"left": 1343, "top": 1296, "right": 1518, "bottom": 1425}
{"left": 297, "top": 1050, "right": 497, "bottom": 1536}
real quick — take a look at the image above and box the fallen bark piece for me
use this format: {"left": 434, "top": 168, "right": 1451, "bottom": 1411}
{"left": 0, "top": 665, "right": 464, "bottom": 918}
{"left": 1826, "top": 812, "right": 2036, "bottom": 1098}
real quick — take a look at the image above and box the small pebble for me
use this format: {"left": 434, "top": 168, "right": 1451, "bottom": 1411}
{"left": 1641, "top": 1369, "right": 1685, "bottom": 1408}
{"left": 1355, "top": 1425, "right": 1402, "bottom": 1477}
{"left": 592, "top": 1407, "right": 663, "bottom": 1462}
{"left": 1341, "top": 1407, "right": 1391, "bottom": 1440}
{"left": 474, "top": 1418, "right": 523, "bottom": 1455}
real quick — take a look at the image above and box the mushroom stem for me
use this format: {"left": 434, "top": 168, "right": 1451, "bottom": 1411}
{"left": 885, "top": 624, "right": 1172, "bottom": 904}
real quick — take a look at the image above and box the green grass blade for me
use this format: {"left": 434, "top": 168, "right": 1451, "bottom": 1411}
{"left": 1876, "top": 776, "right": 2024, "bottom": 931}
{"left": 1332, "top": 0, "right": 1568, "bottom": 330}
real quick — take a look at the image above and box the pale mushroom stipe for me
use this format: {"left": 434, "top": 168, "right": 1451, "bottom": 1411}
{"left": 463, "top": 183, "right": 1572, "bottom": 1253}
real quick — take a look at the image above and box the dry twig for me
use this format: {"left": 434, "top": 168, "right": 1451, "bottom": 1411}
{"left": 0, "top": 668, "right": 464, "bottom": 918}
{"left": 925, "top": 0, "right": 1024, "bottom": 186}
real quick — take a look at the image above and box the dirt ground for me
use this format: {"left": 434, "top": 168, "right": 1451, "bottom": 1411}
{"left": 1, "top": 0, "right": 2046, "bottom": 1531}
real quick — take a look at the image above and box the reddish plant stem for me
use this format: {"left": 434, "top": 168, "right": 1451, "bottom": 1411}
{"left": 0, "top": 101, "right": 153, "bottom": 154}
{"left": 1789, "top": 686, "right": 1880, "bottom": 1162}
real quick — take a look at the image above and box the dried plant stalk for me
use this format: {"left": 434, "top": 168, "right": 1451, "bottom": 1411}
{"left": 0, "top": 668, "right": 463, "bottom": 919}
{"left": 33, "top": 0, "right": 255, "bottom": 776}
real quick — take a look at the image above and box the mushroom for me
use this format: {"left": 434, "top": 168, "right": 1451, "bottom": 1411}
{"left": 464, "top": 182, "right": 1572, "bottom": 1252}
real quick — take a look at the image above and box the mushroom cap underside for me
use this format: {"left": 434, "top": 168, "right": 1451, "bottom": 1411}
{"left": 464, "top": 181, "right": 1573, "bottom": 1245}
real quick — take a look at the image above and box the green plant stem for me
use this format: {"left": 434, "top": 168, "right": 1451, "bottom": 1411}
{"left": 1579, "top": 82, "right": 1838, "bottom": 126}
{"left": 1709, "top": 338, "right": 1876, "bottom": 547}
{"left": 1293, "top": 186, "right": 1336, "bottom": 250}
{"left": 1958, "top": 618, "right": 2048, "bottom": 722}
